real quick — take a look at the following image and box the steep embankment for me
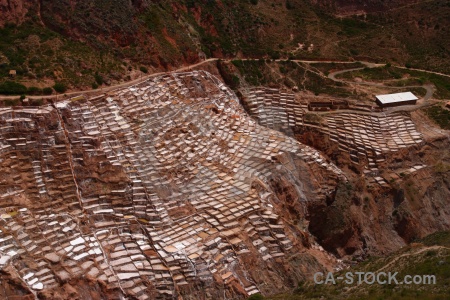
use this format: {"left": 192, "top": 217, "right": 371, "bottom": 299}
{"left": 1, "top": 0, "right": 449, "bottom": 91}
{"left": 236, "top": 84, "right": 450, "bottom": 259}
{"left": 268, "top": 231, "right": 450, "bottom": 300}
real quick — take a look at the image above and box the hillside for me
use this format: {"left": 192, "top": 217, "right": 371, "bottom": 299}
{"left": 268, "top": 231, "right": 450, "bottom": 300}
{"left": 0, "top": 70, "right": 348, "bottom": 299}
{"left": 0, "top": 0, "right": 448, "bottom": 92}
{"left": 0, "top": 65, "right": 448, "bottom": 299}
{"left": 0, "top": 1, "right": 449, "bottom": 299}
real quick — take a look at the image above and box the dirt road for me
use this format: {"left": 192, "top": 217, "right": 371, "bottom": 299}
{"left": 0, "top": 58, "right": 218, "bottom": 101}
{"left": 325, "top": 65, "right": 437, "bottom": 114}
{"left": 0, "top": 58, "right": 446, "bottom": 102}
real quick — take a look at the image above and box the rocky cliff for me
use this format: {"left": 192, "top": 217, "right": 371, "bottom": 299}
{"left": 0, "top": 0, "right": 32, "bottom": 27}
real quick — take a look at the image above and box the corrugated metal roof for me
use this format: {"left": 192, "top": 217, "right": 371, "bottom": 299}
{"left": 375, "top": 92, "right": 418, "bottom": 104}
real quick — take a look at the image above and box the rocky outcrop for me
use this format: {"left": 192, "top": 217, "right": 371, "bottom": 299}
{"left": 0, "top": 0, "right": 35, "bottom": 26}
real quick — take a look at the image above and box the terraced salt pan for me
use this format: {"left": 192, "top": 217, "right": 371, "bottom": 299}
{"left": 0, "top": 71, "right": 344, "bottom": 299}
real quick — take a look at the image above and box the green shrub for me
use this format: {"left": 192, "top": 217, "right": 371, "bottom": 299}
{"left": 231, "top": 75, "right": 240, "bottom": 88}
{"left": 425, "top": 105, "right": 450, "bottom": 130}
{"left": 27, "top": 86, "right": 42, "bottom": 95}
{"left": 53, "top": 82, "right": 67, "bottom": 93}
{"left": 247, "top": 293, "right": 264, "bottom": 300}
{"left": 269, "top": 51, "right": 280, "bottom": 60}
{"left": 43, "top": 87, "right": 53, "bottom": 95}
{"left": 231, "top": 60, "right": 244, "bottom": 68}
{"left": 350, "top": 49, "right": 359, "bottom": 56}
{"left": 286, "top": 0, "right": 294, "bottom": 10}
{"left": 94, "top": 73, "right": 103, "bottom": 85}
{"left": 92, "top": 82, "right": 99, "bottom": 89}
{"left": 0, "top": 81, "right": 27, "bottom": 95}
{"left": 139, "top": 66, "right": 148, "bottom": 73}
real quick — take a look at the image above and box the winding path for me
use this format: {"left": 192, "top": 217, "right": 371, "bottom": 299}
{"left": 0, "top": 58, "right": 218, "bottom": 101}
{"left": 0, "top": 58, "right": 446, "bottom": 104}
{"left": 325, "top": 64, "right": 437, "bottom": 114}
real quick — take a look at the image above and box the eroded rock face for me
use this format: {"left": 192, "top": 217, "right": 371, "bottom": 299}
{"left": 0, "top": 0, "right": 29, "bottom": 26}
{"left": 0, "top": 71, "right": 344, "bottom": 299}
{"left": 240, "top": 87, "right": 450, "bottom": 258}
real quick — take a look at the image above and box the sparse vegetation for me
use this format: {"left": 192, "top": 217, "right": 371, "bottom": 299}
{"left": 304, "top": 113, "right": 323, "bottom": 124}
{"left": 231, "top": 59, "right": 265, "bottom": 86}
{"left": 248, "top": 293, "right": 264, "bottom": 300}
{"left": 310, "top": 62, "right": 364, "bottom": 75}
{"left": 419, "top": 231, "right": 450, "bottom": 247}
{"left": 0, "top": 0, "right": 447, "bottom": 90}
{"left": 53, "top": 82, "right": 67, "bottom": 93}
{"left": 27, "top": 86, "right": 42, "bottom": 95}
{"left": 286, "top": 1, "right": 294, "bottom": 10}
{"left": 94, "top": 73, "right": 103, "bottom": 86}
{"left": 0, "top": 81, "right": 27, "bottom": 95}
{"left": 220, "top": 60, "right": 353, "bottom": 97}
{"left": 268, "top": 231, "right": 450, "bottom": 300}
{"left": 425, "top": 105, "right": 450, "bottom": 130}
{"left": 0, "top": 3, "right": 449, "bottom": 300}
{"left": 2, "top": 98, "right": 20, "bottom": 106}
{"left": 338, "top": 66, "right": 450, "bottom": 99}
{"left": 42, "top": 87, "right": 53, "bottom": 95}
{"left": 338, "top": 66, "right": 403, "bottom": 81}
